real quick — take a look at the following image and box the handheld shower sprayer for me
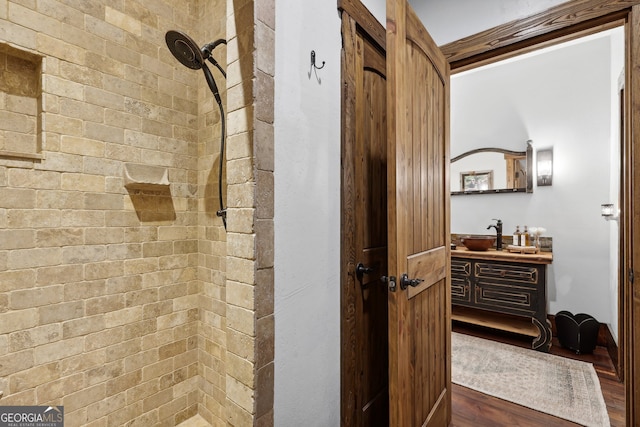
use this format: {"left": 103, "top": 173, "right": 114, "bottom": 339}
{"left": 165, "top": 30, "right": 228, "bottom": 229}
{"left": 202, "top": 39, "right": 227, "bottom": 59}
{"left": 202, "top": 39, "right": 227, "bottom": 78}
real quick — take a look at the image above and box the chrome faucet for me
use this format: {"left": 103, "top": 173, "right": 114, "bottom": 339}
{"left": 487, "top": 219, "right": 503, "bottom": 251}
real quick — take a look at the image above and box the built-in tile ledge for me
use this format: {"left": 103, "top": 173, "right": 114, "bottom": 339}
{"left": 124, "top": 163, "right": 170, "bottom": 191}
{"left": 0, "top": 150, "right": 44, "bottom": 160}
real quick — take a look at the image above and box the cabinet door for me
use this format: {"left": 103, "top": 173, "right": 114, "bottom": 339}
{"left": 451, "top": 258, "right": 471, "bottom": 303}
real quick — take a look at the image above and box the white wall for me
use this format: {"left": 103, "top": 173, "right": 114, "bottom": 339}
{"left": 274, "top": 1, "right": 342, "bottom": 425}
{"left": 450, "top": 30, "right": 623, "bottom": 324}
{"left": 411, "top": 0, "right": 568, "bottom": 45}
{"left": 608, "top": 29, "right": 625, "bottom": 342}
{"left": 362, "top": 0, "right": 385, "bottom": 26}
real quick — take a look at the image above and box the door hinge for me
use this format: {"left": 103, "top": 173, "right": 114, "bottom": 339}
{"left": 629, "top": 268, "right": 635, "bottom": 284}
{"left": 381, "top": 275, "right": 396, "bottom": 292}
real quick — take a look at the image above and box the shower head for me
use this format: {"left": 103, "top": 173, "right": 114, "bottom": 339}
{"left": 165, "top": 29, "right": 227, "bottom": 104}
{"left": 165, "top": 30, "right": 204, "bottom": 70}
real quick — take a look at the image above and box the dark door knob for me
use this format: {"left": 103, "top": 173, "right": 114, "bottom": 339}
{"left": 400, "top": 273, "right": 424, "bottom": 290}
{"left": 356, "top": 263, "right": 374, "bottom": 276}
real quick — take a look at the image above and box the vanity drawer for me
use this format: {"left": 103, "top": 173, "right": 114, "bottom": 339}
{"left": 451, "top": 259, "right": 471, "bottom": 277}
{"left": 474, "top": 262, "right": 539, "bottom": 287}
{"left": 474, "top": 281, "right": 537, "bottom": 315}
{"left": 451, "top": 276, "right": 471, "bottom": 302}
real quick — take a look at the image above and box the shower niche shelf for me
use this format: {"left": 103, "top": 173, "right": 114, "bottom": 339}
{"left": 124, "top": 163, "right": 170, "bottom": 191}
{"left": 0, "top": 43, "right": 43, "bottom": 160}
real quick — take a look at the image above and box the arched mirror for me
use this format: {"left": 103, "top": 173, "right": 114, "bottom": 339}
{"left": 451, "top": 141, "right": 533, "bottom": 195}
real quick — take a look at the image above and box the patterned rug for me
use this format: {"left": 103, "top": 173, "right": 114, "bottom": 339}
{"left": 452, "top": 332, "right": 610, "bottom": 427}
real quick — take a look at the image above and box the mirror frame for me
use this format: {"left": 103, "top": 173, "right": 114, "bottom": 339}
{"left": 451, "top": 141, "right": 533, "bottom": 195}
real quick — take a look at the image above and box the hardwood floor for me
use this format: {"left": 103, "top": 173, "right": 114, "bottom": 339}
{"left": 451, "top": 323, "right": 625, "bottom": 426}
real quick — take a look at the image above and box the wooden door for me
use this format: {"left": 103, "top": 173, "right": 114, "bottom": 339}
{"left": 353, "top": 36, "right": 389, "bottom": 426}
{"left": 628, "top": 5, "right": 640, "bottom": 424}
{"left": 386, "top": 0, "right": 451, "bottom": 426}
{"left": 340, "top": 2, "right": 390, "bottom": 425}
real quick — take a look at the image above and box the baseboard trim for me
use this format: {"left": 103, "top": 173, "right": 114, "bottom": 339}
{"left": 604, "top": 325, "right": 622, "bottom": 380}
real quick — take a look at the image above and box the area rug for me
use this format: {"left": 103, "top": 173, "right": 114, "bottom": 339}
{"left": 452, "top": 332, "right": 610, "bottom": 427}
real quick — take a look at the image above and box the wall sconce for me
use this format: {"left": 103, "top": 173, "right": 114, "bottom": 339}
{"left": 536, "top": 148, "right": 553, "bottom": 186}
{"left": 601, "top": 204, "right": 619, "bottom": 221}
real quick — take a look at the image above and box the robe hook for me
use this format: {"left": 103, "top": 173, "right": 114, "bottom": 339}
{"left": 310, "top": 50, "right": 325, "bottom": 70}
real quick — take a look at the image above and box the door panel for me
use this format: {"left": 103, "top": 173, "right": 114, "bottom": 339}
{"left": 355, "top": 37, "right": 389, "bottom": 425}
{"left": 387, "top": 0, "right": 451, "bottom": 426}
{"left": 407, "top": 247, "right": 447, "bottom": 299}
{"left": 340, "top": 4, "right": 389, "bottom": 425}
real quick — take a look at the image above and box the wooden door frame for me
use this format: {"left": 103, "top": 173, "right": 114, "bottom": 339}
{"left": 440, "top": 1, "right": 640, "bottom": 423}
{"left": 338, "top": 1, "right": 386, "bottom": 425}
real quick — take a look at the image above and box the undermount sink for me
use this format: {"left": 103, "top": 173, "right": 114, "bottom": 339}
{"left": 461, "top": 235, "right": 496, "bottom": 251}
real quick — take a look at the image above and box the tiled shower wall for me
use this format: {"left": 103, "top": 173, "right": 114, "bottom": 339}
{"left": 224, "top": 0, "right": 274, "bottom": 424}
{"left": 0, "top": 0, "right": 233, "bottom": 425}
{"left": 196, "top": 0, "right": 228, "bottom": 424}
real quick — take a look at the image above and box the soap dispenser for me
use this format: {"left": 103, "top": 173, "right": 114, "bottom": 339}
{"left": 523, "top": 225, "right": 530, "bottom": 246}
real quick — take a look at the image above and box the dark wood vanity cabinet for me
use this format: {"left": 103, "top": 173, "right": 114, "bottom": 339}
{"left": 451, "top": 251, "right": 552, "bottom": 352}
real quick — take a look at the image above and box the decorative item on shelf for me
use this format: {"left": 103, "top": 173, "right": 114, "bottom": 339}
{"left": 601, "top": 203, "right": 619, "bottom": 221}
{"left": 528, "top": 226, "right": 546, "bottom": 249}
{"left": 506, "top": 244, "right": 538, "bottom": 254}
{"left": 536, "top": 148, "right": 553, "bottom": 186}
{"left": 522, "top": 225, "right": 531, "bottom": 246}
{"left": 504, "top": 226, "right": 545, "bottom": 253}
{"left": 461, "top": 170, "right": 493, "bottom": 192}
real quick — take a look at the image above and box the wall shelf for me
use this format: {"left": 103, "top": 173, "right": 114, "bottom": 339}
{"left": 124, "top": 163, "right": 170, "bottom": 191}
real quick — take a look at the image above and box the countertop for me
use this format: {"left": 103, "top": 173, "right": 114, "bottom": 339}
{"left": 451, "top": 247, "right": 553, "bottom": 264}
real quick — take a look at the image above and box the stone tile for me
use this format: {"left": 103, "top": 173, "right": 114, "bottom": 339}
{"left": 10, "top": 362, "right": 60, "bottom": 393}
{"left": 10, "top": 285, "right": 64, "bottom": 309}
{"left": 255, "top": 362, "right": 273, "bottom": 417}
{"left": 226, "top": 375, "right": 254, "bottom": 414}
{"left": 176, "top": 414, "right": 211, "bottom": 427}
